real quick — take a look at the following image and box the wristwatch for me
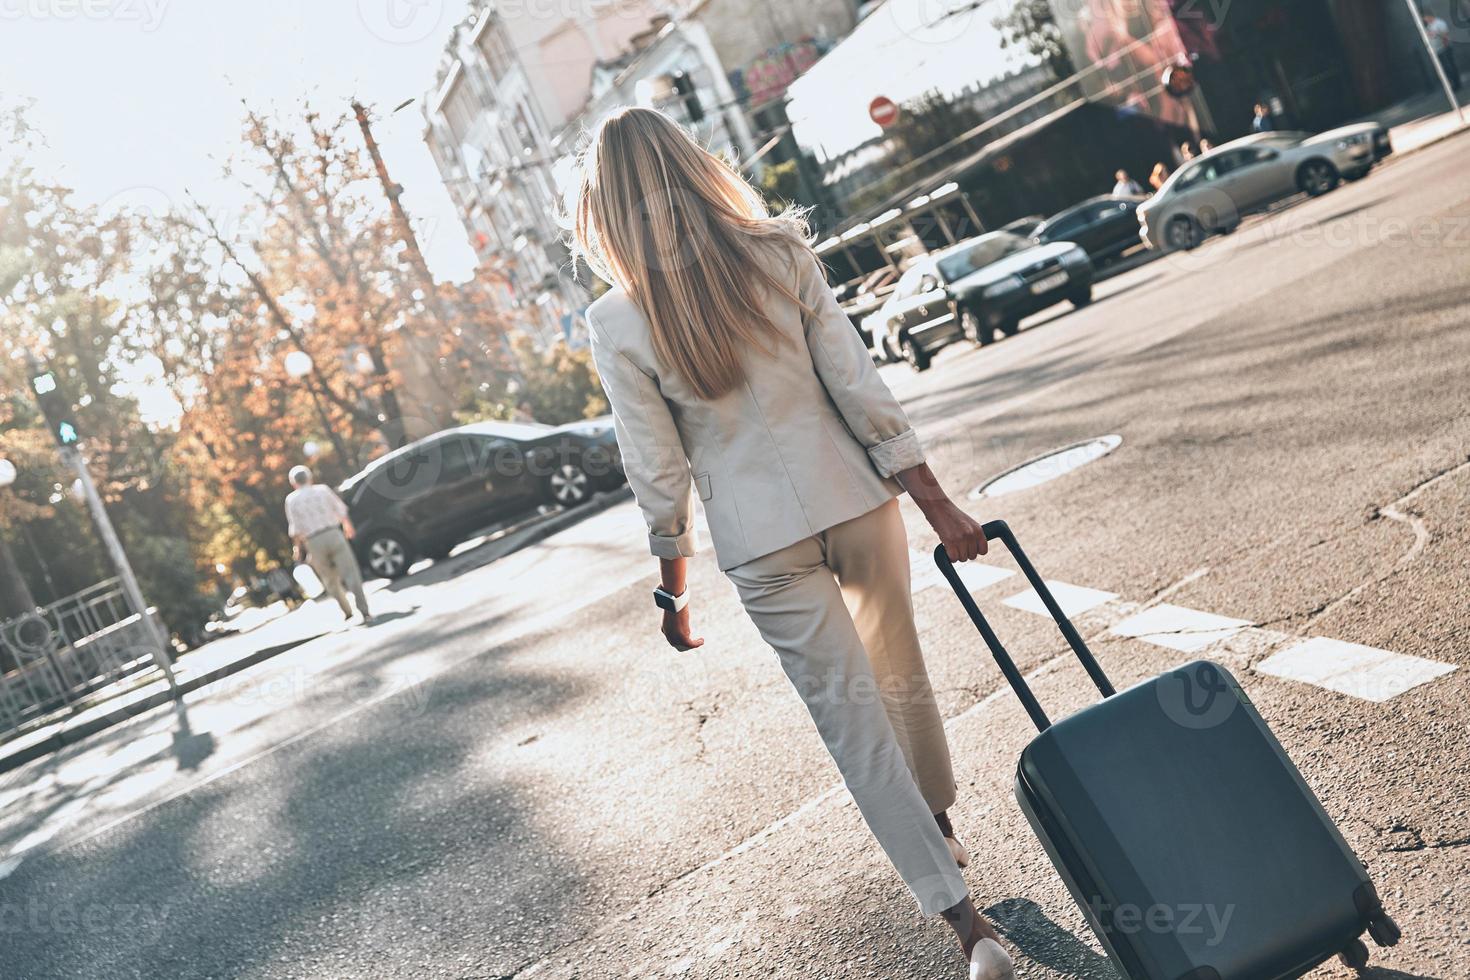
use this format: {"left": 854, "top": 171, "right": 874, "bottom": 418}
{"left": 653, "top": 586, "right": 689, "bottom": 613}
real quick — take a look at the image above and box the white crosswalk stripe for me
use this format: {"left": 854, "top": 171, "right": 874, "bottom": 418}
{"left": 1254, "top": 637, "right": 1458, "bottom": 703}
{"left": 1110, "top": 603, "right": 1253, "bottom": 653}
{"left": 913, "top": 545, "right": 1458, "bottom": 705}
{"left": 909, "top": 551, "right": 1013, "bottom": 595}
{"left": 1003, "top": 581, "right": 1118, "bottom": 618}
{"left": 953, "top": 562, "right": 1015, "bottom": 592}
{"left": 909, "top": 550, "right": 946, "bottom": 593}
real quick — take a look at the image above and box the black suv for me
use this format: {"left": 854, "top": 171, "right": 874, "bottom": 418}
{"left": 1033, "top": 194, "right": 1147, "bottom": 265}
{"left": 340, "top": 419, "right": 623, "bottom": 579}
{"left": 870, "top": 232, "right": 1094, "bottom": 370}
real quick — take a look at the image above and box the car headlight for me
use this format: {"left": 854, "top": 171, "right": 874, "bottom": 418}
{"left": 983, "top": 277, "right": 1021, "bottom": 298}
{"left": 1337, "top": 133, "right": 1369, "bottom": 149}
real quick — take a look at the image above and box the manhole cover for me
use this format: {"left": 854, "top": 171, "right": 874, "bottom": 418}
{"left": 970, "top": 435, "right": 1122, "bottom": 499}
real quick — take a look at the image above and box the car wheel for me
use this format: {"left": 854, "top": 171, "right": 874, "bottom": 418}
{"left": 1297, "top": 159, "right": 1339, "bottom": 196}
{"left": 999, "top": 316, "right": 1020, "bottom": 337}
{"left": 547, "top": 461, "right": 591, "bottom": 507}
{"left": 1166, "top": 215, "right": 1203, "bottom": 251}
{"left": 1070, "top": 287, "right": 1093, "bottom": 309}
{"left": 364, "top": 531, "right": 412, "bottom": 580}
{"left": 900, "top": 336, "right": 932, "bottom": 371}
{"left": 960, "top": 308, "right": 990, "bottom": 346}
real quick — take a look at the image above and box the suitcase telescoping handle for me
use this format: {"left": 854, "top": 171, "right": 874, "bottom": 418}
{"left": 934, "top": 521, "right": 1115, "bottom": 732}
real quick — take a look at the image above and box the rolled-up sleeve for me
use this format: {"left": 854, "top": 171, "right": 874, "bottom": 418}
{"left": 587, "top": 311, "right": 699, "bottom": 559}
{"left": 796, "top": 252, "right": 926, "bottom": 478}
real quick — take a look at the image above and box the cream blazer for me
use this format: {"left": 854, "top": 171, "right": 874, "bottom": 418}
{"left": 587, "top": 246, "right": 926, "bottom": 571}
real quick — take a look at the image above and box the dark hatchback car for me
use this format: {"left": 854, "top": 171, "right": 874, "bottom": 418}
{"left": 1033, "top": 195, "right": 1147, "bottom": 265}
{"left": 340, "top": 419, "right": 624, "bottom": 579}
{"left": 870, "top": 231, "right": 1094, "bottom": 369}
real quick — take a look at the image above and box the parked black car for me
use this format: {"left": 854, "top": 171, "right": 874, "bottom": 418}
{"left": 869, "top": 232, "right": 1095, "bottom": 370}
{"left": 1000, "top": 214, "right": 1045, "bottom": 238}
{"left": 340, "top": 419, "right": 624, "bottom": 579}
{"left": 1033, "top": 194, "right": 1147, "bottom": 264}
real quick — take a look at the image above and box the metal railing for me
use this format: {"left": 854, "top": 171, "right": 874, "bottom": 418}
{"left": 0, "top": 578, "right": 164, "bottom": 739}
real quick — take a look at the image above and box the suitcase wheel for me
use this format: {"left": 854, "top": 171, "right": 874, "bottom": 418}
{"left": 1338, "top": 938, "right": 1370, "bottom": 970}
{"left": 1368, "top": 914, "right": 1402, "bottom": 948}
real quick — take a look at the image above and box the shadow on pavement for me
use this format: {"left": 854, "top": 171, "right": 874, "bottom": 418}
{"left": 362, "top": 609, "right": 416, "bottom": 628}
{"left": 1093, "top": 248, "right": 1161, "bottom": 284}
{"left": 0, "top": 634, "right": 592, "bottom": 979}
{"left": 169, "top": 703, "right": 217, "bottom": 772}
{"left": 986, "top": 897, "right": 1119, "bottom": 979}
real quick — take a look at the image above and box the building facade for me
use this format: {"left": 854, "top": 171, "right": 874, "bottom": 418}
{"left": 423, "top": 2, "right": 669, "bottom": 344}
{"left": 424, "top": 0, "right": 868, "bottom": 329}
{"left": 556, "top": 17, "right": 758, "bottom": 167}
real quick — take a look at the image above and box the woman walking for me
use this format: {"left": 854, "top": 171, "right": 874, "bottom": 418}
{"left": 571, "top": 107, "right": 1015, "bottom": 979}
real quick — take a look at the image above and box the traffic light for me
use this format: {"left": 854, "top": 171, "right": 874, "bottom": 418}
{"left": 30, "top": 370, "right": 81, "bottom": 447}
{"left": 670, "top": 71, "right": 704, "bottom": 123}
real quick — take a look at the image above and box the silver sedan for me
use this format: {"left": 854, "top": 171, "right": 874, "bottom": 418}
{"left": 1138, "top": 124, "right": 1381, "bottom": 252}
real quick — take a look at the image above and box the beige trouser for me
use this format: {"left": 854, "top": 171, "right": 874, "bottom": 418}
{"left": 305, "top": 527, "right": 370, "bottom": 619}
{"left": 726, "top": 498, "right": 967, "bottom": 916}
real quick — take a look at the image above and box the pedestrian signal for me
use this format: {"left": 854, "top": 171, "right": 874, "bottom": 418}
{"left": 30, "top": 371, "right": 82, "bottom": 447}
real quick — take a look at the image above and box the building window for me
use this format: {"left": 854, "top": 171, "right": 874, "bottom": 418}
{"left": 442, "top": 77, "right": 480, "bottom": 144}
{"left": 477, "top": 22, "right": 515, "bottom": 86}
{"left": 511, "top": 104, "right": 535, "bottom": 156}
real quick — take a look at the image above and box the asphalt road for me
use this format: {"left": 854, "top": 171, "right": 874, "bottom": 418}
{"left": 1, "top": 133, "right": 1467, "bottom": 980}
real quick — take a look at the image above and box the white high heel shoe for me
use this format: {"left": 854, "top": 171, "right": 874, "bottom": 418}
{"left": 945, "top": 835, "right": 971, "bottom": 869}
{"left": 968, "top": 938, "right": 1016, "bottom": 980}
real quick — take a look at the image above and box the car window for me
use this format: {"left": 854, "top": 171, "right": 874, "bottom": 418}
{"left": 437, "top": 438, "right": 473, "bottom": 482}
{"left": 366, "top": 448, "right": 436, "bottom": 504}
{"left": 1177, "top": 154, "right": 1236, "bottom": 187}
{"left": 1090, "top": 201, "right": 1128, "bottom": 220}
{"left": 1040, "top": 212, "right": 1086, "bottom": 238}
{"left": 935, "top": 233, "right": 1030, "bottom": 281}
{"left": 1175, "top": 162, "right": 1205, "bottom": 188}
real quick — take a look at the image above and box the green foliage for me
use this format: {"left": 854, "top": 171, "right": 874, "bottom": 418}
{"left": 757, "top": 159, "right": 804, "bottom": 211}
{"left": 455, "top": 333, "right": 607, "bottom": 426}
{"left": 845, "top": 92, "right": 988, "bottom": 215}
{"left": 993, "top": 0, "right": 1076, "bottom": 83}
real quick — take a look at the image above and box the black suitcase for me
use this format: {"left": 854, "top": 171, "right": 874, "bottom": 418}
{"left": 934, "top": 522, "right": 1401, "bottom": 980}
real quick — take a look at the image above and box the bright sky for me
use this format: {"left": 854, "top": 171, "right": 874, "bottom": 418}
{"left": 787, "top": 0, "right": 1032, "bottom": 161}
{"left": 0, "top": 0, "right": 478, "bottom": 284}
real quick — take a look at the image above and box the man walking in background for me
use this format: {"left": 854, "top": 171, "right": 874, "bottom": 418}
{"left": 1112, "top": 169, "right": 1143, "bottom": 196}
{"left": 285, "top": 465, "right": 373, "bottom": 625}
{"left": 1424, "top": 10, "right": 1461, "bottom": 92}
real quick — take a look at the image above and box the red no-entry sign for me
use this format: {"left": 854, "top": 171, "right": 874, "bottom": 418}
{"left": 869, "top": 96, "right": 899, "bottom": 128}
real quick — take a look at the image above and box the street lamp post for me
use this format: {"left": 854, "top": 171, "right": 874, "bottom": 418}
{"left": 284, "top": 351, "right": 356, "bottom": 468}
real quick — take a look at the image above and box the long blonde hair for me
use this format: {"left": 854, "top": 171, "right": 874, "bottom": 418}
{"left": 571, "top": 107, "right": 812, "bottom": 400}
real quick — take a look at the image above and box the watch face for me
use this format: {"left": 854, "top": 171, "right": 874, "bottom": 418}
{"left": 654, "top": 588, "right": 674, "bottom": 611}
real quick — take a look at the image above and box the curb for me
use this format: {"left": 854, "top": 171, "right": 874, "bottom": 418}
{"left": 0, "top": 634, "right": 321, "bottom": 777}
{"left": 0, "top": 488, "right": 634, "bottom": 777}
{"left": 443, "top": 486, "right": 634, "bottom": 578}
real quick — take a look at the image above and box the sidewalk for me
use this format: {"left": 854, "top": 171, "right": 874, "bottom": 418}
{"left": 1365, "top": 90, "right": 1468, "bottom": 156}
{"left": 1386, "top": 105, "right": 1468, "bottom": 155}
{"left": 0, "top": 490, "right": 632, "bottom": 776}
